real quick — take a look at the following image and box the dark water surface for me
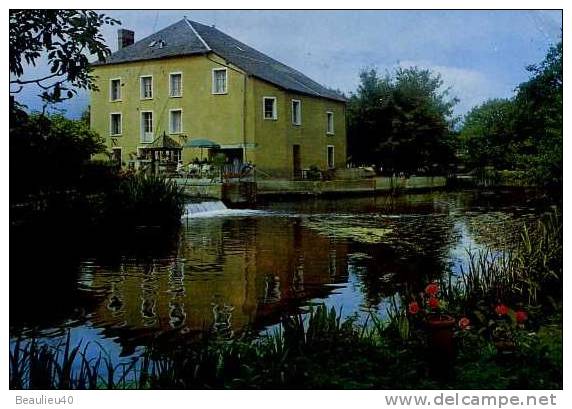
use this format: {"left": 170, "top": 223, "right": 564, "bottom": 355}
{"left": 10, "top": 190, "right": 542, "bottom": 361}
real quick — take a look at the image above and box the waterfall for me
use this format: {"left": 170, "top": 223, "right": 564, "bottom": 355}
{"left": 184, "top": 201, "right": 228, "bottom": 216}
{"left": 182, "top": 201, "right": 267, "bottom": 219}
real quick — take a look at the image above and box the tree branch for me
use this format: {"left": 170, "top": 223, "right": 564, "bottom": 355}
{"left": 10, "top": 71, "right": 63, "bottom": 85}
{"left": 10, "top": 85, "right": 24, "bottom": 94}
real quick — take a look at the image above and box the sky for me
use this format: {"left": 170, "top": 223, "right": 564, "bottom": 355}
{"left": 13, "top": 9, "right": 562, "bottom": 119}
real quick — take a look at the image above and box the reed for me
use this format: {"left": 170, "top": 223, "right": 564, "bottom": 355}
{"left": 458, "top": 210, "right": 562, "bottom": 308}
{"left": 102, "top": 173, "right": 185, "bottom": 230}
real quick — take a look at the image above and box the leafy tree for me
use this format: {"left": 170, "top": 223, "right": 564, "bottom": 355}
{"left": 10, "top": 111, "right": 106, "bottom": 200}
{"left": 459, "top": 99, "right": 517, "bottom": 169}
{"left": 9, "top": 10, "right": 119, "bottom": 104}
{"left": 10, "top": 10, "right": 119, "bottom": 201}
{"left": 347, "top": 67, "right": 459, "bottom": 174}
{"left": 513, "top": 41, "right": 562, "bottom": 186}
{"left": 458, "top": 39, "right": 562, "bottom": 188}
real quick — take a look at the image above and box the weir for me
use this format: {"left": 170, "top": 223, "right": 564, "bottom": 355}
{"left": 173, "top": 176, "right": 447, "bottom": 204}
{"left": 184, "top": 201, "right": 228, "bottom": 216}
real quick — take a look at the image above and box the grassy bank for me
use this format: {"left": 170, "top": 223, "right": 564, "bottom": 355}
{"left": 10, "top": 305, "right": 561, "bottom": 389}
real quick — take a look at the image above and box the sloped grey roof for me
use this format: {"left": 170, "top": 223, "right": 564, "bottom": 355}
{"left": 95, "top": 18, "right": 346, "bottom": 102}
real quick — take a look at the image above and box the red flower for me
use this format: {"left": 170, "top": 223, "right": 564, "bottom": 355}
{"left": 428, "top": 297, "right": 440, "bottom": 309}
{"left": 515, "top": 310, "right": 528, "bottom": 323}
{"left": 408, "top": 301, "right": 420, "bottom": 315}
{"left": 425, "top": 283, "right": 439, "bottom": 296}
{"left": 495, "top": 304, "right": 509, "bottom": 316}
{"left": 458, "top": 317, "right": 470, "bottom": 329}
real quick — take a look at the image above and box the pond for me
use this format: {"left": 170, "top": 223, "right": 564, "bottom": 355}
{"left": 10, "top": 190, "right": 542, "bottom": 363}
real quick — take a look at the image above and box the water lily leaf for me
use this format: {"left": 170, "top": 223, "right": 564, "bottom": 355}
{"left": 303, "top": 219, "right": 393, "bottom": 244}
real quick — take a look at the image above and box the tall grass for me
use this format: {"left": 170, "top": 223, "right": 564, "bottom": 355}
{"left": 10, "top": 306, "right": 385, "bottom": 390}
{"left": 9, "top": 333, "right": 141, "bottom": 389}
{"left": 102, "top": 173, "right": 185, "bottom": 231}
{"left": 458, "top": 210, "right": 562, "bottom": 307}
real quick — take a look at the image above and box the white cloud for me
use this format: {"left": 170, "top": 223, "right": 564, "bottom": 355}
{"left": 393, "top": 60, "right": 515, "bottom": 117}
{"left": 13, "top": 10, "right": 560, "bottom": 118}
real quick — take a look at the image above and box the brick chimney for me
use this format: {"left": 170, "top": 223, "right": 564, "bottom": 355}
{"left": 117, "top": 29, "right": 135, "bottom": 50}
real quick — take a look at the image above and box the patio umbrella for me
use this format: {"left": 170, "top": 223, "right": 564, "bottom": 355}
{"left": 184, "top": 139, "right": 220, "bottom": 160}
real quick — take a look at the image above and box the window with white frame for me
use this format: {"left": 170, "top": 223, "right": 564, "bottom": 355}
{"left": 170, "top": 109, "right": 183, "bottom": 134}
{"left": 291, "top": 99, "right": 301, "bottom": 125}
{"left": 110, "top": 78, "right": 121, "bottom": 101}
{"left": 263, "top": 97, "right": 277, "bottom": 120}
{"left": 326, "top": 111, "right": 334, "bottom": 134}
{"left": 169, "top": 73, "right": 182, "bottom": 97}
{"left": 212, "top": 68, "right": 227, "bottom": 94}
{"left": 140, "top": 76, "right": 153, "bottom": 99}
{"left": 110, "top": 113, "right": 122, "bottom": 136}
{"left": 327, "top": 145, "right": 335, "bottom": 169}
{"left": 141, "top": 111, "right": 154, "bottom": 142}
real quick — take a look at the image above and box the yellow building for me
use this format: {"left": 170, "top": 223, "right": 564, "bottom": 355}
{"left": 90, "top": 18, "right": 347, "bottom": 179}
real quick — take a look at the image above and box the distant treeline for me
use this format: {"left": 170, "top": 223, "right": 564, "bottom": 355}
{"left": 347, "top": 40, "right": 562, "bottom": 190}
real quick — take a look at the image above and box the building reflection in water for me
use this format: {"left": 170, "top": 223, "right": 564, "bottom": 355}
{"left": 87, "top": 216, "right": 349, "bottom": 349}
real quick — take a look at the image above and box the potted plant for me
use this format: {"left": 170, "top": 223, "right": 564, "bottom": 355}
{"left": 408, "top": 282, "right": 470, "bottom": 377}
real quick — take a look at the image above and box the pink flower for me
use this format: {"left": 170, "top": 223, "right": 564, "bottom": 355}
{"left": 408, "top": 301, "right": 420, "bottom": 315}
{"left": 425, "top": 283, "right": 439, "bottom": 296}
{"left": 515, "top": 310, "right": 528, "bottom": 323}
{"left": 495, "top": 304, "right": 509, "bottom": 316}
{"left": 428, "top": 297, "right": 440, "bottom": 309}
{"left": 458, "top": 317, "right": 470, "bottom": 329}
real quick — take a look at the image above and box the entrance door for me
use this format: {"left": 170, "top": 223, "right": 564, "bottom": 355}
{"left": 292, "top": 144, "right": 301, "bottom": 179}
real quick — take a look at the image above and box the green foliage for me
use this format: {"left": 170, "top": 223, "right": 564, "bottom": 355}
{"left": 513, "top": 41, "right": 562, "bottom": 187}
{"left": 9, "top": 10, "right": 119, "bottom": 103}
{"left": 104, "top": 173, "right": 185, "bottom": 231}
{"left": 459, "top": 40, "right": 562, "bottom": 188}
{"left": 10, "top": 108, "right": 106, "bottom": 200}
{"left": 10, "top": 333, "right": 141, "bottom": 389}
{"left": 460, "top": 99, "right": 517, "bottom": 169}
{"left": 10, "top": 300, "right": 562, "bottom": 389}
{"left": 10, "top": 108, "right": 185, "bottom": 249}
{"left": 347, "top": 67, "right": 459, "bottom": 174}
{"left": 459, "top": 210, "right": 562, "bottom": 309}
{"left": 454, "top": 315, "right": 562, "bottom": 390}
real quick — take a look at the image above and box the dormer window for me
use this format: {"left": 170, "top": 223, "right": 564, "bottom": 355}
{"left": 148, "top": 39, "right": 165, "bottom": 48}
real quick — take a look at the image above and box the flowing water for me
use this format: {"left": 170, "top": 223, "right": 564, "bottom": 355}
{"left": 10, "top": 190, "right": 543, "bottom": 363}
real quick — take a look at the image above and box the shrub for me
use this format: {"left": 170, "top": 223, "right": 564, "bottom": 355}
{"left": 102, "top": 173, "right": 185, "bottom": 232}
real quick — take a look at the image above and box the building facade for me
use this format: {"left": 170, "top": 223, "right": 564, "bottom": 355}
{"left": 90, "top": 18, "right": 346, "bottom": 179}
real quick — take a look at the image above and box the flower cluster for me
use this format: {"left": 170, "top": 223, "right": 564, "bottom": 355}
{"left": 408, "top": 282, "right": 471, "bottom": 330}
{"left": 494, "top": 303, "right": 528, "bottom": 324}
